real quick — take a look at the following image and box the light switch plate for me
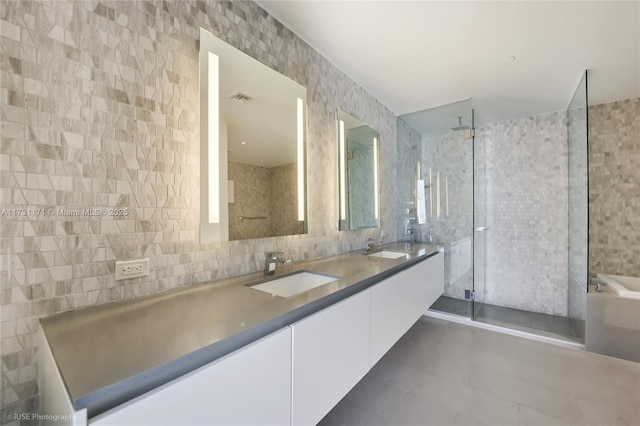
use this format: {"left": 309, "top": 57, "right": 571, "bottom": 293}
{"left": 115, "top": 258, "right": 150, "bottom": 280}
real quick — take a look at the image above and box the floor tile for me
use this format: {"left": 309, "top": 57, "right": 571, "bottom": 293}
{"left": 368, "top": 355, "right": 421, "bottom": 392}
{"left": 455, "top": 383, "right": 520, "bottom": 426}
{"left": 518, "top": 405, "right": 580, "bottom": 426}
{"left": 384, "top": 391, "right": 457, "bottom": 426}
{"left": 515, "top": 380, "right": 582, "bottom": 423}
{"left": 343, "top": 375, "right": 407, "bottom": 420}
{"left": 323, "top": 317, "right": 640, "bottom": 426}
{"left": 452, "top": 412, "right": 488, "bottom": 426}
{"left": 317, "top": 396, "right": 384, "bottom": 426}
{"left": 576, "top": 395, "right": 640, "bottom": 426}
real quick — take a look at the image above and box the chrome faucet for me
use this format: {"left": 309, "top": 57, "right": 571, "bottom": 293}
{"left": 365, "top": 238, "right": 376, "bottom": 252}
{"left": 365, "top": 234, "right": 384, "bottom": 252}
{"left": 264, "top": 252, "right": 292, "bottom": 275}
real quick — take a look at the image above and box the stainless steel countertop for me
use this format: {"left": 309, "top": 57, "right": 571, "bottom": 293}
{"left": 40, "top": 242, "right": 441, "bottom": 417}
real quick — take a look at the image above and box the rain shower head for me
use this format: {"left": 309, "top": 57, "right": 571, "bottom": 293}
{"left": 452, "top": 116, "right": 470, "bottom": 131}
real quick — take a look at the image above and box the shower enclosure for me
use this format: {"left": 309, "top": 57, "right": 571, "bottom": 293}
{"left": 398, "top": 99, "right": 484, "bottom": 319}
{"left": 399, "top": 78, "right": 588, "bottom": 344}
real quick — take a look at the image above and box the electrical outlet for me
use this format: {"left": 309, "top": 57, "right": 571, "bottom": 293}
{"left": 115, "top": 258, "right": 150, "bottom": 281}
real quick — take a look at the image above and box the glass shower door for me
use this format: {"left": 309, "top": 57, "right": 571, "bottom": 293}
{"left": 399, "top": 100, "right": 476, "bottom": 319}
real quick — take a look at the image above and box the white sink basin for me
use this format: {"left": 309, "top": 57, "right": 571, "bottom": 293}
{"left": 368, "top": 250, "right": 407, "bottom": 259}
{"left": 249, "top": 271, "right": 339, "bottom": 298}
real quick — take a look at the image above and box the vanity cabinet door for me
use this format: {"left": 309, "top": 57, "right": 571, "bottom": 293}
{"left": 370, "top": 252, "right": 444, "bottom": 366}
{"left": 90, "top": 328, "right": 292, "bottom": 426}
{"left": 291, "top": 290, "right": 370, "bottom": 426}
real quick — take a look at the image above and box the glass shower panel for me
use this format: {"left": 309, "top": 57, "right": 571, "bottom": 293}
{"left": 472, "top": 109, "right": 487, "bottom": 318}
{"left": 567, "top": 70, "right": 588, "bottom": 341}
{"left": 399, "top": 100, "right": 475, "bottom": 318}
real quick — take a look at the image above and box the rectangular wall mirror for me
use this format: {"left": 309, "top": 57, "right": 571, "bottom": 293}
{"left": 336, "top": 108, "right": 380, "bottom": 231}
{"left": 200, "top": 28, "right": 308, "bottom": 243}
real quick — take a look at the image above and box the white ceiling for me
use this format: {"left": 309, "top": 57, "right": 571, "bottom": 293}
{"left": 255, "top": 0, "right": 640, "bottom": 124}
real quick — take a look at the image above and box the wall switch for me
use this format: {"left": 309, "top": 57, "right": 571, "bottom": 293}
{"left": 115, "top": 258, "right": 150, "bottom": 281}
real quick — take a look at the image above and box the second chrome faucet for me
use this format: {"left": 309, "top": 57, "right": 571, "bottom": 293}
{"left": 264, "top": 251, "right": 292, "bottom": 275}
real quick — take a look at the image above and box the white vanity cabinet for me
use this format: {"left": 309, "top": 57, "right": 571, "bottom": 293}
{"left": 291, "top": 289, "right": 371, "bottom": 426}
{"left": 41, "top": 249, "right": 445, "bottom": 426}
{"left": 90, "top": 328, "right": 292, "bottom": 426}
{"left": 370, "top": 251, "right": 444, "bottom": 366}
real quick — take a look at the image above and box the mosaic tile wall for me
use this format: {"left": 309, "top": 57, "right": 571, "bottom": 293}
{"left": 396, "top": 117, "right": 421, "bottom": 242}
{"left": 477, "top": 111, "right": 569, "bottom": 316}
{"left": 347, "top": 137, "right": 376, "bottom": 229}
{"left": 0, "top": 0, "right": 398, "bottom": 420}
{"left": 227, "top": 162, "right": 302, "bottom": 240}
{"left": 589, "top": 97, "right": 640, "bottom": 277}
{"left": 269, "top": 163, "right": 303, "bottom": 237}
{"left": 228, "top": 161, "right": 273, "bottom": 240}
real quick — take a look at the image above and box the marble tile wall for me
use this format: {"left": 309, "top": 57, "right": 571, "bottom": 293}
{"left": 347, "top": 139, "right": 376, "bottom": 229}
{"left": 0, "top": 0, "right": 398, "bottom": 420}
{"left": 477, "top": 111, "right": 569, "bottom": 316}
{"left": 588, "top": 97, "right": 640, "bottom": 278}
{"left": 227, "top": 162, "right": 301, "bottom": 240}
{"left": 396, "top": 117, "right": 421, "bottom": 242}
{"left": 228, "top": 161, "right": 273, "bottom": 240}
{"left": 269, "top": 163, "right": 303, "bottom": 237}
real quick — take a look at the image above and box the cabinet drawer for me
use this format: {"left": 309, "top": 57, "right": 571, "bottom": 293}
{"left": 291, "top": 290, "right": 370, "bottom": 426}
{"left": 370, "top": 252, "right": 444, "bottom": 365}
{"left": 91, "top": 328, "right": 292, "bottom": 426}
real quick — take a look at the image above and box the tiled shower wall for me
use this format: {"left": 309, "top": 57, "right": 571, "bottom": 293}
{"left": 347, "top": 137, "right": 377, "bottom": 229}
{"left": 476, "top": 112, "right": 569, "bottom": 316}
{"left": 0, "top": 0, "right": 398, "bottom": 419}
{"left": 396, "top": 117, "right": 421, "bottom": 241}
{"left": 589, "top": 97, "right": 640, "bottom": 277}
{"left": 228, "top": 161, "right": 275, "bottom": 240}
{"left": 227, "top": 162, "right": 302, "bottom": 240}
{"left": 269, "top": 163, "right": 302, "bottom": 237}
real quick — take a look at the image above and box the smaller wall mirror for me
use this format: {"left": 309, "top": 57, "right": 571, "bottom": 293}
{"left": 337, "top": 109, "right": 380, "bottom": 230}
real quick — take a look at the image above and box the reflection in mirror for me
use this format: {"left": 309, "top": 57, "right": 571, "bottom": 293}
{"left": 200, "top": 28, "right": 307, "bottom": 243}
{"left": 336, "top": 109, "right": 380, "bottom": 230}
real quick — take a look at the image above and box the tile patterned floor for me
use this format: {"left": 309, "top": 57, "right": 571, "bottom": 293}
{"left": 319, "top": 317, "right": 640, "bottom": 426}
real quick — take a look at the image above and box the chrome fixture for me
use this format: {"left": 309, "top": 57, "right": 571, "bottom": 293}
{"left": 365, "top": 234, "right": 385, "bottom": 252}
{"left": 264, "top": 252, "right": 292, "bottom": 275}
{"left": 452, "top": 115, "right": 469, "bottom": 131}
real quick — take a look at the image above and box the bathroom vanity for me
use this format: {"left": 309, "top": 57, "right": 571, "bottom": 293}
{"left": 39, "top": 243, "right": 443, "bottom": 426}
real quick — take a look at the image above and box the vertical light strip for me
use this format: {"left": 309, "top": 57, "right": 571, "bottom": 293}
{"left": 445, "top": 176, "right": 449, "bottom": 217}
{"left": 437, "top": 172, "right": 441, "bottom": 219}
{"left": 208, "top": 52, "right": 220, "bottom": 224}
{"left": 429, "top": 168, "right": 432, "bottom": 218}
{"left": 297, "top": 97, "right": 305, "bottom": 221}
{"left": 373, "top": 137, "right": 379, "bottom": 220}
{"left": 339, "top": 120, "right": 346, "bottom": 221}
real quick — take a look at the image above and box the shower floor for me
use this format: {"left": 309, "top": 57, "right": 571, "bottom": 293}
{"left": 431, "top": 295, "right": 472, "bottom": 317}
{"left": 430, "top": 295, "right": 582, "bottom": 344}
